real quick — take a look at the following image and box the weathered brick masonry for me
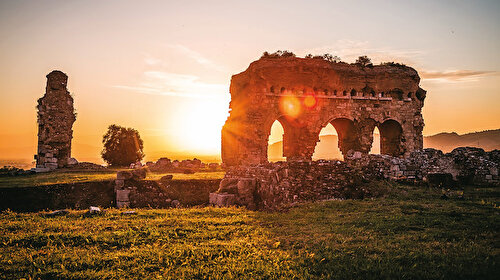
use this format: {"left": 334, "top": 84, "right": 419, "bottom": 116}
{"left": 35, "top": 71, "right": 76, "bottom": 170}
{"left": 222, "top": 57, "right": 426, "bottom": 166}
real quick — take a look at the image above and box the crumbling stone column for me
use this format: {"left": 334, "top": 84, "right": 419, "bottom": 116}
{"left": 35, "top": 71, "right": 76, "bottom": 170}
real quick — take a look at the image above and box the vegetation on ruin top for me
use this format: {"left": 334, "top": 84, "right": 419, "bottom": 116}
{"left": 0, "top": 184, "right": 498, "bottom": 279}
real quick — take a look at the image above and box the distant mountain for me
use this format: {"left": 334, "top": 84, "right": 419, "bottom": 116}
{"left": 423, "top": 129, "right": 500, "bottom": 153}
{"left": 268, "top": 129, "right": 500, "bottom": 160}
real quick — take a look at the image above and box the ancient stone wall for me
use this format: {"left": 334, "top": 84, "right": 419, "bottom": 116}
{"left": 212, "top": 147, "right": 499, "bottom": 210}
{"left": 221, "top": 57, "right": 426, "bottom": 166}
{"left": 35, "top": 71, "right": 76, "bottom": 170}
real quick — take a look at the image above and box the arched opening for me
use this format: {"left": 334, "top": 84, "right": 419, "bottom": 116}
{"left": 379, "top": 119, "right": 403, "bottom": 156}
{"left": 369, "top": 126, "right": 380, "bottom": 154}
{"left": 350, "top": 89, "right": 356, "bottom": 97}
{"left": 267, "top": 120, "right": 285, "bottom": 162}
{"left": 312, "top": 123, "right": 342, "bottom": 160}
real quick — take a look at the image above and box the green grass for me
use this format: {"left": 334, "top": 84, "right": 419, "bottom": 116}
{"left": 0, "top": 184, "right": 498, "bottom": 279}
{"left": 0, "top": 171, "right": 225, "bottom": 188}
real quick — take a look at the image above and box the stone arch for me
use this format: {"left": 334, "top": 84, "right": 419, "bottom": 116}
{"left": 390, "top": 88, "right": 404, "bottom": 100}
{"left": 267, "top": 119, "right": 286, "bottom": 162}
{"left": 263, "top": 114, "right": 307, "bottom": 162}
{"left": 369, "top": 126, "right": 381, "bottom": 154}
{"left": 379, "top": 119, "right": 403, "bottom": 156}
{"left": 328, "top": 118, "right": 360, "bottom": 156}
{"left": 312, "top": 123, "right": 342, "bottom": 160}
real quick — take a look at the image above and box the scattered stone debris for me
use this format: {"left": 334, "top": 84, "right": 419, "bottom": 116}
{"left": 210, "top": 147, "right": 499, "bottom": 210}
{"left": 0, "top": 166, "right": 35, "bottom": 177}
{"left": 145, "top": 157, "right": 218, "bottom": 173}
{"left": 45, "top": 209, "right": 69, "bottom": 217}
{"left": 160, "top": 175, "right": 173, "bottom": 182}
{"left": 171, "top": 200, "right": 180, "bottom": 208}
{"left": 121, "top": 210, "right": 137, "bottom": 215}
{"left": 88, "top": 206, "right": 101, "bottom": 214}
{"left": 34, "top": 70, "right": 76, "bottom": 171}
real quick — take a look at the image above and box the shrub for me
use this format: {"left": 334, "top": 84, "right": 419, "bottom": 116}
{"left": 101, "top": 124, "right": 145, "bottom": 166}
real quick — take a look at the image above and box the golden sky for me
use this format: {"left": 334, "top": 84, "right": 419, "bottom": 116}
{"left": 0, "top": 0, "right": 499, "bottom": 163}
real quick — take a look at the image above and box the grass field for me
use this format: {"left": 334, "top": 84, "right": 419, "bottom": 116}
{"left": 0, "top": 171, "right": 225, "bottom": 188}
{"left": 0, "top": 184, "right": 498, "bottom": 279}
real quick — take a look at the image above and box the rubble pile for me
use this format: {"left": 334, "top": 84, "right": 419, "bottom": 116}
{"left": 141, "top": 158, "right": 219, "bottom": 173}
{"left": 347, "top": 147, "right": 499, "bottom": 186}
{"left": 211, "top": 147, "right": 499, "bottom": 210}
{"left": 212, "top": 160, "right": 388, "bottom": 210}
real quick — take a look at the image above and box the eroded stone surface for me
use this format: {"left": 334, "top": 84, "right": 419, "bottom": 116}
{"left": 35, "top": 71, "right": 76, "bottom": 170}
{"left": 221, "top": 57, "right": 426, "bottom": 166}
{"left": 215, "top": 147, "right": 499, "bottom": 210}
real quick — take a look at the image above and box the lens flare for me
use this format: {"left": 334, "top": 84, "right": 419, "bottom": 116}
{"left": 279, "top": 95, "right": 301, "bottom": 118}
{"left": 303, "top": 94, "right": 317, "bottom": 109}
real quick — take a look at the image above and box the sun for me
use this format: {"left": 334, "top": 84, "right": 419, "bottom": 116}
{"left": 170, "top": 97, "right": 229, "bottom": 155}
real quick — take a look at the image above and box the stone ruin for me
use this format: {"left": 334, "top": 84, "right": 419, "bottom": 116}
{"left": 222, "top": 56, "right": 426, "bottom": 166}
{"left": 212, "top": 55, "right": 499, "bottom": 210}
{"left": 34, "top": 70, "right": 76, "bottom": 171}
{"left": 211, "top": 147, "right": 499, "bottom": 210}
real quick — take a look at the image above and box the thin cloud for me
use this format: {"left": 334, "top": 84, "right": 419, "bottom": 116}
{"left": 165, "top": 44, "right": 227, "bottom": 72}
{"left": 114, "top": 71, "right": 228, "bottom": 99}
{"left": 420, "top": 70, "right": 497, "bottom": 82}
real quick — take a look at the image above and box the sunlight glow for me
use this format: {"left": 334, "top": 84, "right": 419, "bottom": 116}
{"left": 303, "top": 94, "right": 317, "bottom": 109}
{"left": 279, "top": 95, "right": 301, "bottom": 118}
{"left": 268, "top": 120, "right": 285, "bottom": 162}
{"left": 169, "top": 97, "right": 229, "bottom": 155}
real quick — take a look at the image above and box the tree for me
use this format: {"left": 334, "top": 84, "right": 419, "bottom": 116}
{"left": 322, "top": 53, "right": 341, "bottom": 63}
{"left": 101, "top": 124, "right": 145, "bottom": 166}
{"left": 355, "top": 55, "right": 373, "bottom": 67}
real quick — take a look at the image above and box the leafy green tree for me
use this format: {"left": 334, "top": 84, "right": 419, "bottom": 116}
{"left": 355, "top": 55, "right": 372, "bottom": 67}
{"left": 101, "top": 124, "right": 145, "bottom": 166}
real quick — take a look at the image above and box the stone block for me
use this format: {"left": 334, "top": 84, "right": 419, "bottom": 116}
{"left": 117, "top": 171, "right": 133, "bottom": 180}
{"left": 210, "top": 193, "right": 237, "bottom": 207}
{"left": 116, "top": 189, "right": 131, "bottom": 206}
{"left": 117, "top": 200, "right": 130, "bottom": 208}
{"left": 115, "top": 179, "right": 125, "bottom": 189}
{"left": 490, "top": 167, "right": 498, "bottom": 176}
{"left": 237, "top": 178, "right": 257, "bottom": 207}
{"left": 45, "top": 163, "right": 58, "bottom": 170}
{"left": 131, "top": 168, "right": 147, "bottom": 180}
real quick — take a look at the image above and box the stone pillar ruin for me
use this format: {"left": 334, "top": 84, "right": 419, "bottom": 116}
{"left": 221, "top": 56, "right": 427, "bottom": 166}
{"left": 35, "top": 70, "right": 76, "bottom": 170}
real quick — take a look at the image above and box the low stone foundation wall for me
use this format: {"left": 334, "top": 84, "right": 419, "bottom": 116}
{"left": 348, "top": 147, "right": 499, "bottom": 186}
{"left": 0, "top": 181, "right": 115, "bottom": 212}
{"left": 113, "top": 170, "right": 221, "bottom": 208}
{"left": 210, "top": 147, "right": 499, "bottom": 210}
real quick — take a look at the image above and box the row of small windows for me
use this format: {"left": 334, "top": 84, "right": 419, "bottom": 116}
{"left": 269, "top": 86, "right": 414, "bottom": 100}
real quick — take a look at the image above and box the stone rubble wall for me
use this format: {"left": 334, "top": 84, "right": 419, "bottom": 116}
{"left": 35, "top": 70, "right": 76, "bottom": 171}
{"left": 212, "top": 147, "right": 499, "bottom": 210}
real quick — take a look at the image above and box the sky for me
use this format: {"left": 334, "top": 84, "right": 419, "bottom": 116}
{"left": 0, "top": 0, "right": 499, "bottom": 163}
